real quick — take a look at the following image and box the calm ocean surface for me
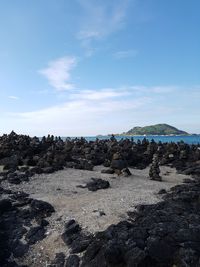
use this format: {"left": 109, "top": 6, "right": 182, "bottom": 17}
{"left": 73, "top": 135, "right": 200, "bottom": 145}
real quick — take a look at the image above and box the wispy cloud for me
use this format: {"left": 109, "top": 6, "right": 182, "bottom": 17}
{"left": 8, "top": 95, "right": 19, "bottom": 100}
{"left": 150, "top": 86, "right": 178, "bottom": 94}
{"left": 77, "top": 0, "right": 130, "bottom": 55}
{"left": 5, "top": 86, "right": 151, "bottom": 136}
{"left": 114, "top": 50, "right": 138, "bottom": 59}
{"left": 3, "top": 85, "right": 196, "bottom": 136}
{"left": 39, "top": 56, "right": 77, "bottom": 91}
{"left": 70, "top": 88, "right": 131, "bottom": 100}
{"left": 129, "top": 85, "right": 179, "bottom": 94}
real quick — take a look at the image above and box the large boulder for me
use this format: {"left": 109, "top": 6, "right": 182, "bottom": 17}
{"left": 30, "top": 199, "right": 55, "bottom": 218}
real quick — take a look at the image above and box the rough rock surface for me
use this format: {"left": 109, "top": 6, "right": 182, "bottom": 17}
{"left": 0, "top": 132, "right": 200, "bottom": 266}
{"left": 0, "top": 132, "right": 199, "bottom": 185}
{"left": 63, "top": 180, "right": 200, "bottom": 267}
{"left": 149, "top": 153, "right": 162, "bottom": 181}
{"left": 0, "top": 187, "right": 55, "bottom": 267}
{"left": 86, "top": 178, "right": 110, "bottom": 191}
{"left": 61, "top": 219, "right": 93, "bottom": 254}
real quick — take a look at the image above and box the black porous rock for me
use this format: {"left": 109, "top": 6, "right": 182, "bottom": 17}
{"left": 65, "top": 254, "right": 80, "bottom": 267}
{"left": 62, "top": 220, "right": 93, "bottom": 254}
{"left": 77, "top": 181, "right": 200, "bottom": 267}
{"left": 11, "top": 241, "right": 29, "bottom": 258}
{"left": 0, "top": 199, "right": 13, "bottom": 214}
{"left": 63, "top": 220, "right": 81, "bottom": 237}
{"left": 62, "top": 220, "right": 81, "bottom": 246}
{"left": 0, "top": 131, "right": 199, "bottom": 182}
{"left": 111, "top": 152, "right": 128, "bottom": 175}
{"left": 104, "top": 242, "right": 125, "bottom": 265}
{"left": 149, "top": 154, "right": 162, "bottom": 181}
{"left": 0, "top": 132, "right": 200, "bottom": 266}
{"left": 86, "top": 178, "right": 110, "bottom": 191}
{"left": 7, "top": 173, "right": 21, "bottom": 184}
{"left": 158, "top": 189, "right": 167, "bottom": 194}
{"left": 70, "top": 233, "right": 94, "bottom": 254}
{"left": 0, "top": 187, "right": 54, "bottom": 266}
{"left": 25, "top": 226, "right": 46, "bottom": 245}
{"left": 30, "top": 199, "right": 55, "bottom": 217}
{"left": 36, "top": 218, "right": 49, "bottom": 226}
{"left": 49, "top": 252, "right": 66, "bottom": 267}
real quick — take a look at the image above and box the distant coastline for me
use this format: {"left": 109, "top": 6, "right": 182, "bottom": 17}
{"left": 110, "top": 134, "right": 197, "bottom": 137}
{"left": 104, "top": 123, "right": 196, "bottom": 137}
{"left": 98, "top": 134, "right": 197, "bottom": 137}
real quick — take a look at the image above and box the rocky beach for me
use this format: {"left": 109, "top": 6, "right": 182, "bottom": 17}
{"left": 1, "top": 0, "right": 200, "bottom": 265}
{"left": 0, "top": 132, "right": 200, "bottom": 266}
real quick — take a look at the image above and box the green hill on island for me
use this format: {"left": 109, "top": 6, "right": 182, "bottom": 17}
{"left": 123, "top": 124, "right": 188, "bottom": 135}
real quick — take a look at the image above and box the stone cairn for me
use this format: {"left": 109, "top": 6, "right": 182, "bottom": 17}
{"left": 149, "top": 153, "right": 162, "bottom": 181}
{"left": 111, "top": 152, "right": 132, "bottom": 176}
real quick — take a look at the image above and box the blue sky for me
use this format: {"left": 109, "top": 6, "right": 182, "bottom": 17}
{"left": 0, "top": 0, "right": 199, "bottom": 136}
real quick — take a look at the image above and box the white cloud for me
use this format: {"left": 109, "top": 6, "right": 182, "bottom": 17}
{"left": 69, "top": 85, "right": 176, "bottom": 103}
{"left": 114, "top": 50, "right": 138, "bottom": 59}
{"left": 8, "top": 95, "right": 19, "bottom": 100}
{"left": 39, "top": 56, "right": 77, "bottom": 91}
{"left": 3, "top": 85, "right": 197, "bottom": 136}
{"left": 77, "top": 0, "right": 128, "bottom": 39}
{"left": 3, "top": 87, "right": 151, "bottom": 136}
{"left": 70, "top": 88, "right": 131, "bottom": 100}
{"left": 77, "top": 0, "right": 130, "bottom": 54}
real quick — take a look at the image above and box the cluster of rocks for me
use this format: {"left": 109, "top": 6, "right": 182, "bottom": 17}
{"left": 0, "top": 187, "right": 55, "bottom": 267}
{"left": 0, "top": 132, "right": 199, "bottom": 185}
{"left": 47, "top": 179, "right": 200, "bottom": 267}
{"left": 102, "top": 152, "right": 132, "bottom": 177}
{"left": 0, "top": 132, "right": 200, "bottom": 266}
{"left": 2, "top": 178, "right": 200, "bottom": 267}
{"left": 149, "top": 154, "right": 162, "bottom": 181}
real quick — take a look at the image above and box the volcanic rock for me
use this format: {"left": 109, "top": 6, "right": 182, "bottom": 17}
{"left": 77, "top": 181, "right": 200, "bottom": 266}
{"left": 86, "top": 178, "right": 110, "bottom": 191}
{"left": 30, "top": 199, "right": 55, "bottom": 217}
{"left": 149, "top": 154, "right": 162, "bottom": 181}
{"left": 65, "top": 255, "right": 80, "bottom": 267}
{"left": 62, "top": 220, "right": 93, "bottom": 255}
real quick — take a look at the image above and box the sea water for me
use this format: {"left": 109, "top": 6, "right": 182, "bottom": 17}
{"left": 79, "top": 135, "right": 200, "bottom": 145}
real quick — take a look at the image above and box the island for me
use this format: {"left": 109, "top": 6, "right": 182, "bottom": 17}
{"left": 119, "top": 123, "right": 188, "bottom": 136}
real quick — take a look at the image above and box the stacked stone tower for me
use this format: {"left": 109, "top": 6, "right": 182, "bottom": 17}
{"left": 149, "top": 153, "right": 162, "bottom": 181}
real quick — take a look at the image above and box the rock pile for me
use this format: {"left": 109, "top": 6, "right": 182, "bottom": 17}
{"left": 110, "top": 153, "right": 132, "bottom": 176}
{"left": 0, "top": 132, "right": 200, "bottom": 266}
{"left": 0, "top": 132, "right": 199, "bottom": 185}
{"left": 149, "top": 154, "right": 162, "bottom": 181}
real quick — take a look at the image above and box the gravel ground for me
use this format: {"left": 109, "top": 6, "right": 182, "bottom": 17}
{"left": 2, "top": 165, "right": 191, "bottom": 266}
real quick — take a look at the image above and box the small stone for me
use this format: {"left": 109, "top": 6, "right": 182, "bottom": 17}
{"left": 158, "top": 189, "right": 167, "bottom": 194}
